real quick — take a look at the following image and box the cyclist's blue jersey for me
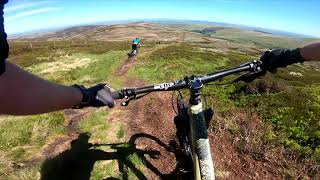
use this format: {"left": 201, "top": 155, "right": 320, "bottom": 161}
{"left": 132, "top": 39, "right": 140, "bottom": 45}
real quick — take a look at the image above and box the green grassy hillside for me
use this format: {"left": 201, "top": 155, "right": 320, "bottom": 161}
{"left": 2, "top": 23, "right": 320, "bottom": 179}
{"left": 189, "top": 26, "right": 318, "bottom": 49}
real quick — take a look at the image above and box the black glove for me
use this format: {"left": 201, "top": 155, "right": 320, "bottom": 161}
{"left": 72, "top": 84, "right": 115, "bottom": 109}
{"left": 260, "top": 48, "right": 305, "bottom": 72}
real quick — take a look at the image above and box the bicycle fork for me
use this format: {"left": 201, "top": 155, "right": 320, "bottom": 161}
{"left": 188, "top": 77, "right": 215, "bottom": 180}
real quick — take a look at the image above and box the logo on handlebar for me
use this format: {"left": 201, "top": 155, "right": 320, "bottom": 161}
{"left": 154, "top": 82, "right": 175, "bottom": 90}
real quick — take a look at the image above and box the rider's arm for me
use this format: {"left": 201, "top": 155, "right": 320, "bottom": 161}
{"left": 0, "top": 62, "right": 82, "bottom": 115}
{"left": 300, "top": 42, "right": 320, "bottom": 61}
{"left": 0, "top": 62, "right": 115, "bottom": 115}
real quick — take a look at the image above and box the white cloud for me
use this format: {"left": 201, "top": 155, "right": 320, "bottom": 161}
{"left": 4, "top": 1, "right": 57, "bottom": 13}
{"left": 6, "top": 7, "right": 62, "bottom": 22}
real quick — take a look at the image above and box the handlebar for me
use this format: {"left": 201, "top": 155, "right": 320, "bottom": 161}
{"left": 112, "top": 60, "right": 264, "bottom": 102}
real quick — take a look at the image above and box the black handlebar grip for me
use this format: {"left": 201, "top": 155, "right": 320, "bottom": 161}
{"left": 111, "top": 91, "right": 122, "bottom": 99}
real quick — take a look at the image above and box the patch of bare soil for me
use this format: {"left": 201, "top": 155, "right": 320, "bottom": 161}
{"left": 111, "top": 54, "right": 184, "bottom": 179}
{"left": 117, "top": 91, "right": 180, "bottom": 179}
{"left": 113, "top": 57, "right": 137, "bottom": 76}
{"left": 38, "top": 108, "right": 95, "bottom": 159}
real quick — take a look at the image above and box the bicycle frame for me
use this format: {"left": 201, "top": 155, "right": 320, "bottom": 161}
{"left": 187, "top": 77, "right": 215, "bottom": 180}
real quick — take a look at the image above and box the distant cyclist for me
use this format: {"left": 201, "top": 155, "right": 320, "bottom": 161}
{"left": 129, "top": 37, "right": 141, "bottom": 56}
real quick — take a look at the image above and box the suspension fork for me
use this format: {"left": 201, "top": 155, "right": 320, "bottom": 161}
{"left": 187, "top": 76, "right": 215, "bottom": 180}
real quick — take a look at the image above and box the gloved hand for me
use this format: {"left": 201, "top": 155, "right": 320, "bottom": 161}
{"left": 260, "top": 48, "right": 305, "bottom": 72}
{"left": 72, "top": 84, "right": 115, "bottom": 109}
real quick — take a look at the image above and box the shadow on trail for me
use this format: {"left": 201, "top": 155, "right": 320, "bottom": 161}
{"left": 40, "top": 133, "right": 190, "bottom": 180}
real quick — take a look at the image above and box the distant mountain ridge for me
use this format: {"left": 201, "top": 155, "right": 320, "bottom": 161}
{"left": 147, "top": 19, "right": 316, "bottom": 38}
{"left": 8, "top": 19, "right": 318, "bottom": 39}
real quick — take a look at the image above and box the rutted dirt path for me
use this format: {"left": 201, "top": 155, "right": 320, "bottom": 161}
{"left": 109, "top": 47, "right": 185, "bottom": 179}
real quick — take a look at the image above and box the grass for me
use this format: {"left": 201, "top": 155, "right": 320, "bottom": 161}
{"left": 191, "top": 27, "right": 319, "bottom": 49}
{"left": 6, "top": 167, "right": 40, "bottom": 180}
{"left": 90, "top": 160, "right": 119, "bottom": 179}
{"left": 130, "top": 44, "right": 237, "bottom": 83}
{"left": 0, "top": 112, "right": 65, "bottom": 150}
{"left": 9, "top": 40, "right": 130, "bottom": 67}
{"left": 117, "top": 124, "right": 125, "bottom": 139}
{"left": 232, "top": 64, "right": 320, "bottom": 159}
{"left": 27, "top": 50, "right": 127, "bottom": 86}
{"left": 8, "top": 148, "right": 26, "bottom": 161}
{"left": 130, "top": 43, "right": 255, "bottom": 112}
{"left": 0, "top": 112, "right": 64, "bottom": 179}
{"left": 78, "top": 108, "right": 113, "bottom": 142}
{"left": 88, "top": 143, "right": 147, "bottom": 180}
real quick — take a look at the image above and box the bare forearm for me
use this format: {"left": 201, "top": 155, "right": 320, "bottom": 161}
{"left": 0, "top": 62, "right": 82, "bottom": 115}
{"left": 300, "top": 42, "right": 320, "bottom": 61}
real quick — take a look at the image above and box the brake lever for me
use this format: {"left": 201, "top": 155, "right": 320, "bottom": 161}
{"left": 121, "top": 95, "right": 137, "bottom": 106}
{"left": 120, "top": 92, "right": 150, "bottom": 106}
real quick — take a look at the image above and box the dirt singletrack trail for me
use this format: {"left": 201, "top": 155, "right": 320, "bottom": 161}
{"left": 109, "top": 46, "right": 185, "bottom": 179}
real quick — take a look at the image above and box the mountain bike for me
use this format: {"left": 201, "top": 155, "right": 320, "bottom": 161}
{"left": 128, "top": 44, "right": 140, "bottom": 58}
{"left": 128, "top": 49, "right": 138, "bottom": 57}
{"left": 111, "top": 60, "right": 264, "bottom": 180}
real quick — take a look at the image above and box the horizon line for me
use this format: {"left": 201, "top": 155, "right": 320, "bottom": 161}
{"left": 7, "top": 19, "right": 320, "bottom": 39}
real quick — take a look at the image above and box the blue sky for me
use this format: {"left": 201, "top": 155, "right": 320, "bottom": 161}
{"left": 3, "top": 0, "right": 320, "bottom": 37}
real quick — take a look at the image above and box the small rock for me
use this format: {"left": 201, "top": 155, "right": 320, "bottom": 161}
{"left": 289, "top": 72, "right": 303, "bottom": 77}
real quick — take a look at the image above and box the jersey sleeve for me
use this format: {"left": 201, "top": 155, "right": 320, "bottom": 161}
{"left": 0, "top": 0, "right": 9, "bottom": 76}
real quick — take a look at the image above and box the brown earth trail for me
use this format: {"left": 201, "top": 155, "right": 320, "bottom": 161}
{"left": 110, "top": 49, "right": 188, "bottom": 179}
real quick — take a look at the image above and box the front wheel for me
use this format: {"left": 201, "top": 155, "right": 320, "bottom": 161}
{"left": 174, "top": 101, "right": 194, "bottom": 176}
